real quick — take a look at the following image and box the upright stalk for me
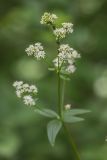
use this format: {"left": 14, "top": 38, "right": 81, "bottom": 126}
{"left": 61, "top": 80, "right": 81, "bottom": 160}
{"left": 57, "top": 41, "right": 61, "bottom": 116}
{"left": 57, "top": 55, "right": 81, "bottom": 160}
{"left": 52, "top": 24, "right": 81, "bottom": 160}
{"left": 57, "top": 61, "right": 61, "bottom": 116}
{"left": 61, "top": 80, "right": 65, "bottom": 112}
{"left": 63, "top": 123, "right": 81, "bottom": 160}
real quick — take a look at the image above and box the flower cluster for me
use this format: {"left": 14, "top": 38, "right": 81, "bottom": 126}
{"left": 40, "top": 12, "right": 73, "bottom": 40}
{"left": 53, "top": 22, "right": 73, "bottom": 40}
{"left": 62, "top": 23, "right": 73, "bottom": 34}
{"left": 53, "top": 44, "right": 80, "bottom": 74}
{"left": 40, "top": 12, "right": 58, "bottom": 25}
{"left": 53, "top": 28, "right": 66, "bottom": 39}
{"left": 25, "top": 43, "right": 46, "bottom": 60}
{"left": 13, "top": 81, "right": 38, "bottom": 106}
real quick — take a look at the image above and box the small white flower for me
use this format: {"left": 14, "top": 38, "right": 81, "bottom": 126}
{"left": 25, "top": 43, "right": 46, "bottom": 60}
{"left": 34, "top": 50, "right": 45, "bottom": 60}
{"left": 62, "top": 22, "right": 73, "bottom": 34}
{"left": 23, "top": 95, "right": 36, "bottom": 106}
{"left": 29, "top": 85, "right": 38, "bottom": 93}
{"left": 16, "top": 90, "right": 22, "bottom": 98}
{"left": 22, "top": 83, "right": 29, "bottom": 92}
{"left": 59, "top": 44, "right": 73, "bottom": 52}
{"left": 25, "top": 45, "right": 35, "bottom": 56}
{"left": 40, "top": 12, "right": 58, "bottom": 25}
{"left": 66, "top": 65, "right": 76, "bottom": 73}
{"left": 13, "top": 81, "right": 23, "bottom": 89}
{"left": 58, "top": 44, "right": 73, "bottom": 60}
{"left": 64, "top": 104, "right": 71, "bottom": 110}
{"left": 72, "top": 50, "right": 81, "bottom": 58}
{"left": 53, "top": 28, "right": 66, "bottom": 39}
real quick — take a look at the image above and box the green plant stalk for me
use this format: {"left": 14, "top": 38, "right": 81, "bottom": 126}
{"left": 57, "top": 60, "right": 81, "bottom": 160}
{"left": 63, "top": 123, "right": 81, "bottom": 160}
{"left": 52, "top": 23, "right": 81, "bottom": 160}
{"left": 60, "top": 80, "right": 65, "bottom": 118}
{"left": 60, "top": 79, "right": 81, "bottom": 160}
{"left": 58, "top": 62, "right": 61, "bottom": 116}
{"left": 51, "top": 24, "right": 61, "bottom": 115}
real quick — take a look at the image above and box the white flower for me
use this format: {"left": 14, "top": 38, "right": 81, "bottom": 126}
{"left": 62, "top": 22, "right": 73, "bottom": 34}
{"left": 29, "top": 85, "right": 38, "bottom": 93}
{"left": 13, "top": 81, "right": 38, "bottom": 106}
{"left": 58, "top": 44, "right": 73, "bottom": 60}
{"left": 53, "top": 44, "right": 80, "bottom": 74}
{"left": 34, "top": 50, "right": 45, "bottom": 59}
{"left": 53, "top": 28, "right": 66, "bottom": 39}
{"left": 53, "top": 22, "right": 73, "bottom": 39}
{"left": 23, "top": 95, "right": 36, "bottom": 106}
{"left": 58, "top": 45, "right": 80, "bottom": 62}
{"left": 72, "top": 50, "right": 81, "bottom": 58}
{"left": 16, "top": 90, "right": 22, "bottom": 98}
{"left": 66, "top": 65, "right": 76, "bottom": 73}
{"left": 64, "top": 104, "right": 71, "bottom": 110}
{"left": 22, "top": 83, "right": 29, "bottom": 92}
{"left": 25, "top": 43, "right": 46, "bottom": 60}
{"left": 40, "top": 12, "right": 58, "bottom": 25}
{"left": 13, "top": 81, "right": 23, "bottom": 89}
{"left": 25, "top": 45, "right": 35, "bottom": 56}
{"left": 58, "top": 44, "right": 73, "bottom": 52}
{"left": 58, "top": 44, "right": 73, "bottom": 53}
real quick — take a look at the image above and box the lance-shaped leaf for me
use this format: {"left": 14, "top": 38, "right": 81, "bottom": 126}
{"left": 64, "top": 109, "right": 91, "bottom": 116}
{"left": 63, "top": 108, "right": 90, "bottom": 123}
{"left": 63, "top": 114, "right": 84, "bottom": 123}
{"left": 47, "top": 119, "right": 62, "bottom": 146}
{"left": 35, "top": 108, "right": 59, "bottom": 119}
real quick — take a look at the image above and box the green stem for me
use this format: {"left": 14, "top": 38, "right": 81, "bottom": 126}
{"left": 61, "top": 80, "right": 65, "bottom": 115}
{"left": 57, "top": 48, "right": 81, "bottom": 160}
{"left": 63, "top": 123, "right": 81, "bottom": 160}
{"left": 50, "top": 23, "right": 81, "bottom": 160}
{"left": 61, "top": 80, "right": 81, "bottom": 160}
{"left": 58, "top": 56, "right": 61, "bottom": 116}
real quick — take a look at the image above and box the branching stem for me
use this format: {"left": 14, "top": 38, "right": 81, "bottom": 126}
{"left": 51, "top": 23, "right": 81, "bottom": 160}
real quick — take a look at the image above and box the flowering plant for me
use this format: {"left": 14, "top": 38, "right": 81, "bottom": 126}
{"left": 13, "top": 12, "right": 90, "bottom": 160}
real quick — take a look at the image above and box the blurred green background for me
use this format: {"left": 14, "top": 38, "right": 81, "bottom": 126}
{"left": 0, "top": 0, "right": 107, "bottom": 160}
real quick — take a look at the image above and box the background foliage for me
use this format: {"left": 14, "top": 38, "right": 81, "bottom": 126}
{"left": 0, "top": 0, "right": 107, "bottom": 160}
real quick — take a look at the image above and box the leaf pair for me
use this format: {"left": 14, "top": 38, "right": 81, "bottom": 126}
{"left": 35, "top": 108, "right": 90, "bottom": 146}
{"left": 63, "top": 109, "right": 90, "bottom": 123}
{"left": 35, "top": 108, "right": 61, "bottom": 146}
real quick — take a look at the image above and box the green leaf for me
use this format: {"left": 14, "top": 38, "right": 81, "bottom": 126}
{"left": 47, "top": 119, "right": 62, "bottom": 146}
{"left": 64, "top": 109, "right": 91, "bottom": 116}
{"left": 35, "top": 108, "right": 59, "bottom": 119}
{"left": 63, "top": 114, "right": 84, "bottom": 123}
{"left": 63, "top": 109, "right": 90, "bottom": 123}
